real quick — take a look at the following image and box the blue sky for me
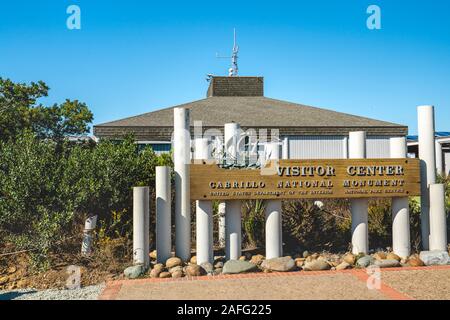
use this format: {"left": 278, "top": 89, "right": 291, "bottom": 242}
{"left": 1, "top": 0, "right": 449, "bottom": 134}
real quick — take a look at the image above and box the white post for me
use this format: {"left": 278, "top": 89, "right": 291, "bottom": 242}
{"left": 390, "top": 137, "right": 411, "bottom": 258}
{"left": 194, "top": 138, "right": 213, "bottom": 265}
{"left": 435, "top": 140, "right": 443, "bottom": 176}
{"left": 174, "top": 107, "right": 191, "bottom": 261}
{"left": 282, "top": 137, "right": 289, "bottom": 159}
{"left": 225, "top": 200, "right": 242, "bottom": 260}
{"left": 133, "top": 187, "right": 150, "bottom": 267}
{"left": 218, "top": 202, "right": 226, "bottom": 248}
{"left": 81, "top": 215, "right": 98, "bottom": 255}
{"left": 349, "top": 131, "right": 369, "bottom": 255}
{"left": 156, "top": 166, "right": 171, "bottom": 264}
{"left": 224, "top": 123, "right": 242, "bottom": 261}
{"left": 264, "top": 142, "right": 283, "bottom": 259}
{"left": 417, "top": 105, "right": 436, "bottom": 250}
{"left": 429, "top": 184, "right": 448, "bottom": 251}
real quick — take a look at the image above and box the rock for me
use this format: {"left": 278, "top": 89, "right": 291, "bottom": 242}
{"left": 419, "top": 250, "right": 450, "bottom": 266}
{"left": 0, "top": 276, "right": 8, "bottom": 285}
{"left": 373, "top": 252, "right": 387, "bottom": 260}
{"left": 408, "top": 257, "right": 425, "bottom": 267}
{"left": 159, "top": 271, "right": 171, "bottom": 278}
{"left": 214, "top": 268, "right": 223, "bottom": 275}
{"left": 239, "top": 256, "right": 246, "bottom": 261}
{"left": 169, "top": 266, "right": 183, "bottom": 274}
{"left": 250, "top": 254, "right": 265, "bottom": 265}
{"left": 374, "top": 259, "right": 401, "bottom": 268}
{"left": 150, "top": 264, "right": 164, "bottom": 278}
{"left": 185, "top": 264, "right": 204, "bottom": 277}
{"left": 336, "top": 261, "right": 351, "bottom": 270}
{"left": 153, "top": 263, "right": 164, "bottom": 271}
{"left": 295, "top": 258, "right": 305, "bottom": 268}
{"left": 343, "top": 253, "right": 356, "bottom": 265}
{"left": 223, "top": 260, "right": 257, "bottom": 274}
{"left": 386, "top": 253, "right": 401, "bottom": 261}
{"left": 171, "top": 270, "right": 183, "bottom": 278}
{"left": 261, "top": 256, "right": 295, "bottom": 272}
{"left": 302, "top": 250, "right": 310, "bottom": 258}
{"left": 124, "top": 265, "right": 145, "bottom": 279}
{"left": 311, "top": 253, "right": 320, "bottom": 260}
{"left": 190, "top": 256, "right": 197, "bottom": 264}
{"left": 214, "top": 261, "right": 224, "bottom": 269}
{"left": 200, "top": 262, "right": 214, "bottom": 274}
{"left": 149, "top": 250, "right": 157, "bottom": 260}
{"left": 166, "top": 257, "right": 182, "bottom": 268}
{"left": 303, "top": 259, "right": 331, "bottom": 271}
{"left": 356, "top": 256, "right": 375, "bottom": 268}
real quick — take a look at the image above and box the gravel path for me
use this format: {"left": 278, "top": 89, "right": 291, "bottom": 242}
{"left": 0, "top": 283, "right": 105, "bottom": 300}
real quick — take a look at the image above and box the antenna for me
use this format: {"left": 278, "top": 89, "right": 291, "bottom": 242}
{"left": 216, "top": 28, "right": 239, "bottom": 76}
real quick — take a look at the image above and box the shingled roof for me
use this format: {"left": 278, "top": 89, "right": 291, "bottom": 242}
{"left": 94, "top": 76, "right": 407, "bottom": 140}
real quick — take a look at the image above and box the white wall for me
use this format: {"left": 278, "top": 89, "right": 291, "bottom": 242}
{"left": 445, "top": 152, "right": 450, "bottom": 176}
{"left": 287, "top": 135, "right": 392, "bottom": 159}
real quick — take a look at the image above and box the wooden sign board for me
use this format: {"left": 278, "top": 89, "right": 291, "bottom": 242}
{"left": 190, "top": 159, "right": 421, "bottom": 200}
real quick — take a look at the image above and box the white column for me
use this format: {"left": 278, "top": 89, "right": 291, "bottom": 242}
{"left": 225, "top": 200, "right": 242, "bottom": 260}
{"left": 133, "top": 187, "right": 150, "bottom": 267}
{"left": 224, "top": 123, "right": 242, "bottom": 260}
{"left": 390, "top": 137, "right": 411, "bottom": 258}
{"left": 174, "top": 107, "right": 191, "bottom": 261}
{"left": 349, "top": 131, "right": 369, "bottom": 255}
{"left": 282, "top": 137, "right": 289, "bottom": 160}
{"left": 81, "top": 215, "right": 98, "bottom": 255}
{"left": 218, "top": 202, "right": 226, "bottom": 248}
{"left": 435, "top": 140, "right": 443, "bottom": 176}
{"left": 194, "top": 138, "right": 213, "bottom": 265}
{"left": 417, "top": 105, "right": 436, "bottom": 250}
{"left": 264, "top": 142, "right": 282, "bottom": 259}
{"left": 429, "top": 184, "right": 447, "bottom": 251}
{"left": 156, "top": 166, "right": 171, "bottom": 264}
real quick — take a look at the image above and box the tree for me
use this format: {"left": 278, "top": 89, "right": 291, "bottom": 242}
{"left": 0, "top": 78, "right": 93, "bottom": 141}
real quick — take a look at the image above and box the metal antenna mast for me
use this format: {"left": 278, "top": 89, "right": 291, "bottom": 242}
{"left": 216, "top": 28, "right": 239, "bottom": 76}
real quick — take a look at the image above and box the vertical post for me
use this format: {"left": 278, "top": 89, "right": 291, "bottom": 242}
{"left": 435, "top": 140, "right": 443, "bottom": 176}
{"left": 264, "top": 142, "right": 283, "bottom": 259}
{"left": 429, "top": 184, "right": 448, "bottom": 251}
{"left": 133, "top": 187, "right": 150, "bottom": 267}
{"left": 194, "top": 138, "right": 213, "bottom": 265}
{"left": 218, "top": 202, "right": 226, "bottom": 248}
{"left": 349, "top": 131, "right": 369, "bottom": 255}
{"left": 156, "top": 166, "right": 171, "bottom": 263}
{"left": 224, "top": 122, "right": 242, "bottom": 260}
{"left": 225, "top": 200, "right": 242, "bottom": 260}
{"left": 81, "top": 215, "right": 98, "bottom": 255}
{"left": 417, "top": 105, "right": 436, "bottom": 250}
{"left": 174, "top": 107, "right": 191, "bottom": 261}
{"left": 282, "top": 137, "right": 289, "bottom": 160}
{"left": 390, "top": 137, "right": 411, "bottom": 258}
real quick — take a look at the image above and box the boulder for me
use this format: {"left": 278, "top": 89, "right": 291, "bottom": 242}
{"left": 185, "top": 264, "right": 205, "bottom": 277}
{"left": 386, "top": 253, "right": 401, "bottom": 261}
{"left": 408, "top": 257, "right": 425, "bottom": 267}
{"left": 302, "top": 250, "right": 310, "bottom": 258}
{"left": 149, "top": 250, "right": 157, "bottom": 260}
{"left": 239, "top": 256, "right": 246, "bottom": 261}
{"left": 200, "top": 262, "right": 214, "bottom": 274}
{"left": 171, "top": 270, "right": 183, "bottom": 278}
{"left": 335, "top": 261, "right": 351, "bottom": 270}
{"left": 223, "top": 260, "right": 257, "bottom": 274}
{"left": 373, "top": 252, "right": 387, "bottom": 260}
{"left": 214, "top": 268, "right": 223, "bottom": 275}
{"left": 419, "top": 251, "right": 450, "bottom": 266}
{"left": 214, "top": 261, "right": 224, "bottom": 269}
{"left": 190, "top": 256, "right": 197, "bottom": 264}
{"left": 343, "top": 253, "right": 356, "bottom": 265}
{"left": 124, "top": 265, "right": 145, "bottom": 279}
{"left": 295, "top": 258, "right": 305, "bottom": 268}
{"left": 374, "top": 259, "right": 401, "bottom": 268}
{"left": 303, "top": 259, "right": 331, "bottom": 271}
{"left": 166, "top": 257, "right": 182, "bottom": 269}
{"left": 250, "top": 254, "right": 265, "bottom": 265}
{"left": 169, "top": 266, "right": 183, "bottom": 274}
{"left": 261, "top": 256, "right": 295, "bottom": 272}
{"left": 356, "top": 256, "right": 375, "bottom": 268}
{"left": 159, "top": 271, "right": 171, "bottom": 278}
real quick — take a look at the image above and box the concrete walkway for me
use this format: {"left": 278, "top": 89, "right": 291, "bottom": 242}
{"left": 99, "top": 265, "right": 450, "bottom": 300}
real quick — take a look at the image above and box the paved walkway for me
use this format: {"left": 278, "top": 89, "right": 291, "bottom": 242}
{"left": 99, "top": 265, "right": 450, "bottom": 300}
